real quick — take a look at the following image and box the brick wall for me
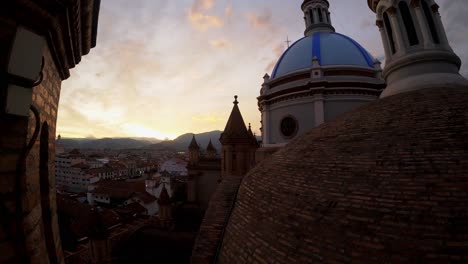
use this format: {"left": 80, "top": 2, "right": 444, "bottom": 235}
{"left": 0, "top": 39, "right": 64, "bottom": 263}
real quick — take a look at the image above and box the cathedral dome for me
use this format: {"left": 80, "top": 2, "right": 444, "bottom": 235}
{"left": 271, "top": 32, "right": 375, "bottom": 79}
{"left": 218, "top": 87, "right": 468, "bottom": 263}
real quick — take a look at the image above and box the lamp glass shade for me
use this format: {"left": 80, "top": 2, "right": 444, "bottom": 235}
{"left": 8, "top": 27, "right": 45, "bottom": 81}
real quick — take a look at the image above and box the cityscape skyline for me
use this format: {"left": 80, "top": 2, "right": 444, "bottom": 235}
{"left": 58, "top": 0, "right": 468, "bottom": 139}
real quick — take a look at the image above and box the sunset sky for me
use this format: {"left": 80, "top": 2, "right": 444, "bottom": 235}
{"left": 57, "top": 0, "right": 468, "bottom": 139}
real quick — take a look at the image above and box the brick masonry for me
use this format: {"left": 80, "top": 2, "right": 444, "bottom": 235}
{"left": 0, "top": 1, "right": 100, "bottom": 263}
{"left": 0, "top": 45, "right": 64, "bottom": 263}
{"left": 215, "top": 87, "right": 468, "bottom": 263}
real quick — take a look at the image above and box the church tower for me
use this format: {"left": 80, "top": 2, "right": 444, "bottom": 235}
{"left": 302, "top": 0, "right": 335, "bottom": 36}
{"left": 205, "top": 140, "right": 217, "bottom": 159}
{"left": 220, "top": 96, "right": 258, "bottom": 179}
{"left": 188, "top": 134, "right": 200, "bottom": 166}
{"left": 368, "top": 0, "right": 468, "bottom": 97}
{"left": 157, "top": 186, "right": 173, "bottom": 229}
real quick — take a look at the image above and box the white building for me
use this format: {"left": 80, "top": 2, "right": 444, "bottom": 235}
{"left": 159, "top": 158, "right": 188, "bottom": 176}
{"left": 55, "top": 150, "right": 100, "bottom": 193}
{"left": 146, "top": 171, "right": 173, "bottom": 199}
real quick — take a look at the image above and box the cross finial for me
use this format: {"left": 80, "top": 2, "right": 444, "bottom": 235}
{"left": 285, "top": 36, "right": 292, "bottom": 48}
{"left": 234, "top": 95, "right": 238, "bottom": 105}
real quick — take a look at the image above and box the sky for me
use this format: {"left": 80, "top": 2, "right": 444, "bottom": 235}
{"left": 57, "top": 0, "right": 468, "bottom": 140}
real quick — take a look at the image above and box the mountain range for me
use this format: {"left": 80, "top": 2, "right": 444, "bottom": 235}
{"left": 59, "top": 131, "right": 224, "bottom": 151}
{"left": 147, "top": 131, "right": 223, "bottom": 151}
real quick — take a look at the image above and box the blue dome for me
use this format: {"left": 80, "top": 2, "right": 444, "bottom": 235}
{"left": 271, "top": 32, "right": 375, "bottom": 79}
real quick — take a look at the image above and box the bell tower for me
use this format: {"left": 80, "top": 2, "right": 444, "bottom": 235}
{"left": 188, "top": 134, "right": 200, "bottom": 166}
{"left": 368, "top": 0, "right": 468, "bottom": 98}
{"left": 220, "top": 96, "right": 258, "bottom": 179}
{"left": 302, "top": 0, "right": 335, "bottom": 36}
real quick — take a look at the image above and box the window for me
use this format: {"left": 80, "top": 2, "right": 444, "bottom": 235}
{"left": 318, "top": 8, "right": 323, "bottom": 22}
{"left": 399, "top": 1, "right": 419, "bottom": 46}
{"left": 309, "top": 9, "right": 314, "bottom": 24}
{"left": 384, "top": 12, "right": 396, "bottom": 54}
{"left": 421, "top": 0, "right": 440, "bottom": 44}
{"left": 280, "top": 116, "right": 299, "bottom": 138}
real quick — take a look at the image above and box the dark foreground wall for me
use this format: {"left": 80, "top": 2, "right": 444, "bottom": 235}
{"left": 0, "top": 1, "right": 100, "bottom": 262}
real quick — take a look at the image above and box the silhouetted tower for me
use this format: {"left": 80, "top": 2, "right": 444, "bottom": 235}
{"left": 188, "top": 134, "right": 200, "bottom": 166}
{"left": 205, "top": 139, "right": 217, "bottom": 159}
{"left": 220, "top": 96, "right": 259, "bottom": 179}
{"left": 158, "top": 186, "right": 173, "bottom": 228}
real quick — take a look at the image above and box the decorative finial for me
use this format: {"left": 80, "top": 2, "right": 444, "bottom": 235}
{"left": 234, "top": 95, "right": 238, "bottom": 105}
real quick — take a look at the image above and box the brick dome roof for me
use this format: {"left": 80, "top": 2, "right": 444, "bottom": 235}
{"left": 218, "top": 87, "right": 468, "bottom": 263}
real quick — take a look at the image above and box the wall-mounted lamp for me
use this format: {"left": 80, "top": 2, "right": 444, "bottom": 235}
{"left": 2, "top": 26, "right": 45, "bottom": 117}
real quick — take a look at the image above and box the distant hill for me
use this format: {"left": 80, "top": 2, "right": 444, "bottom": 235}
{"left": 59, "top": 130, "right": 259, "bottom": 151}
{"left": 146, "top": 131, "right": 223, "bottom": 152}
{"left": 59, "top": 137, "right": 161, "bottom": 150}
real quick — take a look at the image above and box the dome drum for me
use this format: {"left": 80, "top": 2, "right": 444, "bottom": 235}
{"left": 259, "top": 92, "right": 379, "bottom": 146}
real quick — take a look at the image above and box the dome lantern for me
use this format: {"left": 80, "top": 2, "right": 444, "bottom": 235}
{"left": 369, "top": 0, "right": 468, "bottom": 98}
{"left": 302, "top": 0, "right": 335, "bottom": 36}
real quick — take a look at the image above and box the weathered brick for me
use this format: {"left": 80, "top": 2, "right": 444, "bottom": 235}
{"left": 210, "top": 87, "right": 468, "bottom": 263}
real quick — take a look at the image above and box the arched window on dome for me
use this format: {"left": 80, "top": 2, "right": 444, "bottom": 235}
{"left": 399, "top": 1, "right": 419, "bottom": 46}
{"left": 421, "top": 0, "right": 440, "bottom": 44}
{"left": 309, "top": 9, "right": 314, "bottom": 24}
{"left": 327, "top": 12, "right": 331, "bottom": 24}
{"left": 384, "top": 12, "right": 396, "bottom": 54}
{"left": 318, "top": 8, "right": 323, "bottom": 22}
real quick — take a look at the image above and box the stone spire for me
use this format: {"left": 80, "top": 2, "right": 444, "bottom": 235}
{"left": 188, "top": 134, "right": 200, "bottom": 150}
{"left": 206, "top": 139, "right": 216, "bottom": 152}
{"left": 220, "top": 96, "right": 259, "bottom": 178}
{"left": 368, "top": 0, "right": 468, "bottom": 98}
{"left": 302, "top": 0, "right": 335, "bottom": 36}
{"left": 220, "top": 96, "right": 252, "bottom": 145}
{"left": 206, "top": 139, "right": 217, "bottom": 159}
{"left": 158, "top": 186, "right": 173, "bottom": 228}
{"left": 158, "top": 186, "right": 171, "bottom": 205}
{"left": 188, "top": 134, "right": 200, "bottom": 166}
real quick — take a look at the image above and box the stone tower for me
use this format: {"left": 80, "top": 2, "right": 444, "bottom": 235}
{"left": 368, "top": 0, "right": 468, "bottom": 97}
{"left": 220, "top": 96, "right": 258, "bottom": 179}
{"left": 205, "top": 140, "right": 217, "bottom": 159}
{"left": 302, "top": 0, "right": 335, "bottom": 36}
{"left": 157, "top": 186, "right": 173, "bottom": 228}
{"left": 0, "top": 1, "right": 100, "bottom": 263}
{"left": 188, "top": 134, "right": 200, "bottom": 166}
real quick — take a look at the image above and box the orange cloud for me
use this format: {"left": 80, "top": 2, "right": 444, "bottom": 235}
{"left": 210, "top": 39, "right": 232, "bottom": 49}
{"left": 194, "top": 0, "right": 216, "bottom": 10}
{"left": 188, "top": 9, "right": 224, "bottom": 31}
{"left": 225, "top": 5, "right": 233, "bottom": 18}
{"left": 187, "top": 0, "right": 224, "bottom": 31}
{"left": 247, "top": 10, "right": 272, "bottom": 28}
